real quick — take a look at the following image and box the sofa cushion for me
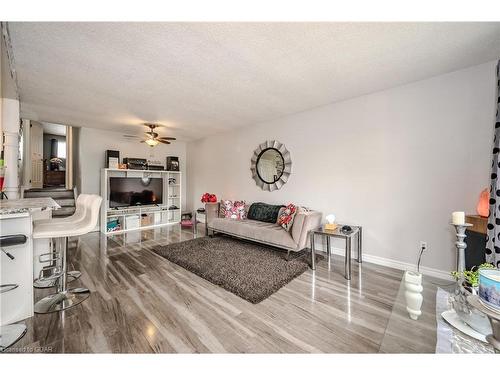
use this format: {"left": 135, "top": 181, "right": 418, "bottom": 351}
{"left": 220, "top": 200, "right": 247, "bottom": 220}
{"left": 276, "top": 206, "right": 286, "bottom": 223}
{"left": 210, "top": 218, "right": 297, "bottom": 249}
{"left": 247, "top": 202, "right": 284, "bottom": 223}
{"left": 278, "top": 203, "right": 298, "bottom": 232}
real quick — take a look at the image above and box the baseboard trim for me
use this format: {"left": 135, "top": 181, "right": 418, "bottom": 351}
{"left": 314, "top": 244, "right": 452, "bottom": 281}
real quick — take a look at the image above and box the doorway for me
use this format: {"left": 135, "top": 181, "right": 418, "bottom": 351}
{"left": 42, "top": 123, "right": 66, "bottom": 188}
{"left": 24, "top": 120, "right": 73, "bottom": 190}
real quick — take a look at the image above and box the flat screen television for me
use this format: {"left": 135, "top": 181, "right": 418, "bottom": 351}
{"left": 109, "top": 177, "right": 163, "bottom": 208}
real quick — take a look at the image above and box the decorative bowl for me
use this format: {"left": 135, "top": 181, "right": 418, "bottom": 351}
{"left": 478, "top": 269, "right": 500, "bottom": 313}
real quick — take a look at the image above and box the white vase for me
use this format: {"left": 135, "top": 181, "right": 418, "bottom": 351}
{"left": 404, "top": 271, "right": 423, "bottom": 320}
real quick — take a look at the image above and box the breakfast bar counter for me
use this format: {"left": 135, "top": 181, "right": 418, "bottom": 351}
{"left": 0, "top": 197, "right": 60, "bottom": 216}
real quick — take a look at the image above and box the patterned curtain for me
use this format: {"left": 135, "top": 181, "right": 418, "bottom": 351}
{"left": 486, "top": 60, "right": 500, "bottom": 268}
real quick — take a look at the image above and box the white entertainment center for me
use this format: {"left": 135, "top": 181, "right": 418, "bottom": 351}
{"left": 100, "top": 168, "right": 182, "bottom": 234}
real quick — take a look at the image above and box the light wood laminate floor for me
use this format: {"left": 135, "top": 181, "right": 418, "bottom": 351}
{"left": 10, "top": 224, "right": 439, "bottom": 353}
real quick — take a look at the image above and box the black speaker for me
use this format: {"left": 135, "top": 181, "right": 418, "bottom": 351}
{"left": 166, "top": 156, "right": 180, "bottom": 171}
{"left": 105, "top": 150, "right": 120, "bottom": 168}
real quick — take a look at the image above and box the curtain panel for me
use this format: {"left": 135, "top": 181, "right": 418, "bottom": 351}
{"left": 486, "top": 60, "right": 500, "bottom": 268}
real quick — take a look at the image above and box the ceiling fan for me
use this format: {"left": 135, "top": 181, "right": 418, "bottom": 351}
{"left": 140, "top": 123, "right": 176, "bottom": 147}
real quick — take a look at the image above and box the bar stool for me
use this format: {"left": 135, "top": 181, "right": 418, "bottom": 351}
{"left": 33, "top": 194, "right": 102, "bottom": 314}
{"left": 34, "top": 194, "right": 91, "bottom": 289}
{"left": 0, "top": 235, "right": 28, "bottom": 352}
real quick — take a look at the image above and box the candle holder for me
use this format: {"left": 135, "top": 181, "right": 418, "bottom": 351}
{"left": 450, "top": 222, "right": 473, "bottom": 277}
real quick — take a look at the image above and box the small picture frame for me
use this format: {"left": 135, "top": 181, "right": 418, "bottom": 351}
{"left": 108, "top": 157, "right": 119, "bottom": 169}
{"left": 166, "top": 156, "right": 180, "bottom": 171}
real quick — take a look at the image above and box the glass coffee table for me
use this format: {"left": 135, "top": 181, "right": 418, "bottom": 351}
{"left": 379, "top": 275, "right": 494, "bottom": 353}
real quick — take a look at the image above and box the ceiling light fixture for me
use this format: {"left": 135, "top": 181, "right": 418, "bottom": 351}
{"left": 145, "top": 138, "right": 159, "bottom": 147}
{"left": 140, "top": 124, "right": 176, "bottom": 146}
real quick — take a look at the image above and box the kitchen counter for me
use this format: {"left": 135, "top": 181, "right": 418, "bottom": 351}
{"left": 0, "top": 197, "right": 60, "bottom": 215}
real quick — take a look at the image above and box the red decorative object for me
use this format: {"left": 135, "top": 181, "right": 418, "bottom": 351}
{"left": 477, "top": 188, "right": 489, "bottom": 217}
{"left": 201, "top": 193, "right": 217, "bottom": 203}
{"left": 181, "top": 219, "right": 193, "bottom": 228}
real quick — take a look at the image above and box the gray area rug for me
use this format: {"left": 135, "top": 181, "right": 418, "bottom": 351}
{"left": 152, "top": 236, "right": 310, "bottom": 303}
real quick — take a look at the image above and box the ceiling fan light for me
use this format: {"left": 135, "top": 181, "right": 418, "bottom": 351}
{"left": 145, "top": 138, "right": 159, "bottom": 147}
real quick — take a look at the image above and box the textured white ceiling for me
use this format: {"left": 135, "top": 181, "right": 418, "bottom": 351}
{"left": 8, "top": 22, "right": 500, "bottom": 141}
{"left": 42, "top": 122, "right": 66, "bottom": 136}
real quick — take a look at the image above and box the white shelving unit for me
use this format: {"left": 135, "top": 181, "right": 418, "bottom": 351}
{"left": 100, "top": 168, "right": 182, "bottom": 234}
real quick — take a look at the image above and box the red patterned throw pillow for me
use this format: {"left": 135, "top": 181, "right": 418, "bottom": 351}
{"left": 220, "top": 200, "right": 247, "bottom": 220}
{"left": 278, "top": 203, "right": 297, "bottom": 232}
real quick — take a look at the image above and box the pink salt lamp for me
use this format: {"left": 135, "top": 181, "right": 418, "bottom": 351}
{"left": 477, "top": 188, "right": 489, "bottom": 217}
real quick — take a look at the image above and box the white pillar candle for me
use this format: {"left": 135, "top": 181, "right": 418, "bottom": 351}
{"left": 452, "top": 211, "right": 465, "bottom": 225}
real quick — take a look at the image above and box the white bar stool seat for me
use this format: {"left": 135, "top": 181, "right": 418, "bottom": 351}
{"left": 35, "top": 194, "right": 92, "bottom": 225}
{"left": 33, "top": 194, "right": 102, "bottom": 314}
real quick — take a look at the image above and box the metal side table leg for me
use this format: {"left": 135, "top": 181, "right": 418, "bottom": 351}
{"left": 345, "top": 236, "right": 352, "bottom": 280}
{"left": 310, "top": 232, "right": 316, "bottom": 270}
{"left": 326, "top": 236, "right": 331, "bottom": 261}
{"left": 357, "top": 226, "right": 363, "bottom": 263}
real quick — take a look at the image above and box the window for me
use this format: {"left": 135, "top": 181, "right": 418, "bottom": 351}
{"left": 57, "top": 140, "right": 66, "bottom": 158}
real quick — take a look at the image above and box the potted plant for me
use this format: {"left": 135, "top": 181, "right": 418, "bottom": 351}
{"left": 50, "top": 157, "right": 63, "bottom": 171}
{"left": 451, "top": 263, "right": 496, "bottom": 294}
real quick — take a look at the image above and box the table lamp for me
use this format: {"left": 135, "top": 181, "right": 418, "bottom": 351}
{"left": 325, "top": 214, "right": 337, "bottom": 231}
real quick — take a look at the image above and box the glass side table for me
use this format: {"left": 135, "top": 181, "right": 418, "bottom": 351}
{"left": 310, "top": 224, "right": 362, "bottom": 280}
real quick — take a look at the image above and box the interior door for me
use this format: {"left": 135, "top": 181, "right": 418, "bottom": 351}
{"left": 30, "top": 121, "right": 43, "bottom": 188}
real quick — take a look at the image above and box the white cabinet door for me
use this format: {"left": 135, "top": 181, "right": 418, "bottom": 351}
{"left": 0, "top": 214, "right": 34, "bottom": 325}
{"left": 30, "top": 121, "right": 43, "bottom": 188}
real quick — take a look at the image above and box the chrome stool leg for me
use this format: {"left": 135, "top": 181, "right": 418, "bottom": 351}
{"left": 33, "top": 238, "right": 82, "bottom": 289}
{"left": 34, "top": 237, "right": 90, "bottom": 314}
{"left": 34, "top": 238, "right": 61, "bottom": 289}
{"left": 33, "top": 272, "right": 81, "bottom": 289}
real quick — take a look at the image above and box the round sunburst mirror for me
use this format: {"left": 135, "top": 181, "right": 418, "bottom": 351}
{"left": 250, "top": 140, "right": 292, "bottom": 191}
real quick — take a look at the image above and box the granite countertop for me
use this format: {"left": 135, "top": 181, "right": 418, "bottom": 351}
{"left": 0, "top": 197, "right": 61, "bottom": 215}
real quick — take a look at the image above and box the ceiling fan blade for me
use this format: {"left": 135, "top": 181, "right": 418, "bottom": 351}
{"left": 140, "top": 140, "right": 146, "bottom": 143}
{"left": 158, "top": 137, "right": 176, "bottom": 140}
{"left": 158, "top": 139, "right": 171, "bottom": 144}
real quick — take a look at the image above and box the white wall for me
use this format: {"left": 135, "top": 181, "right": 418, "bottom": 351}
{"left": 77, "top": 126, "right": 187, "bottom": 211}
{"left": 187, "top": 61, "right": 497, "bottom": 275}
